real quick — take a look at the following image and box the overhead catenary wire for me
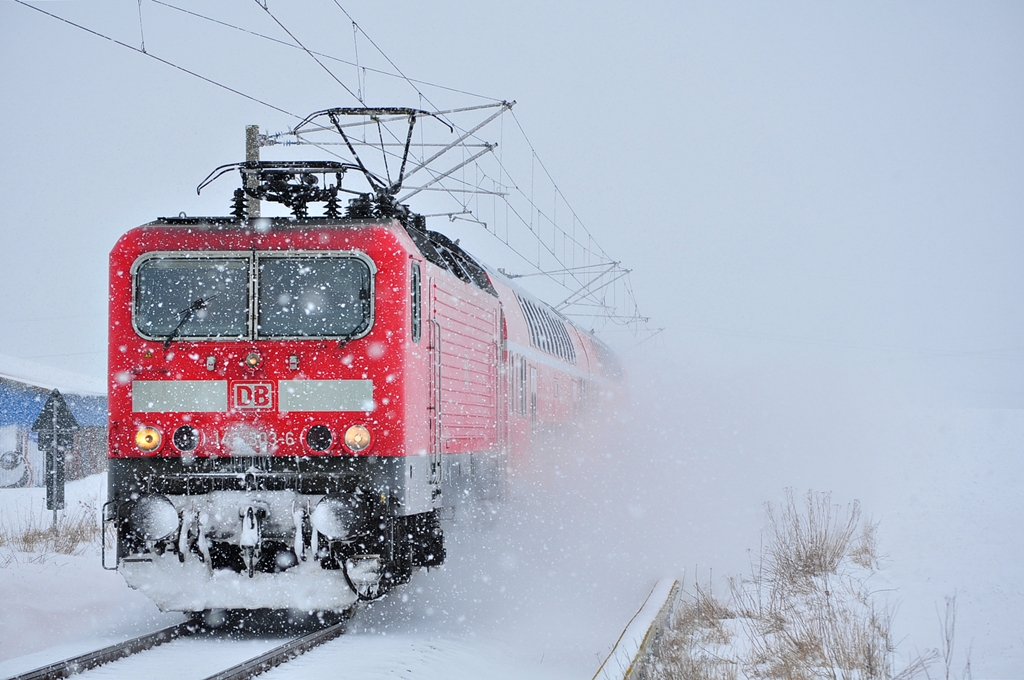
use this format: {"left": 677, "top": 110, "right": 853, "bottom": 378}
{"left": 508, "top": 109, "right": 613, "bottom": 264}
{"left": 149, "top": 0, "right": 501, "bottom": 101}
{"left": 352, "top": 20, "right": 364, "bottom": 102}
{"left": 499, "top": 263, "right": 621, "bottom": 279}
{"left": 252, "top": 0, "right": 362, "bottom": 105}
{"left": 13, "top": 0, "right": 300, "bottom": 119}
{"left": 136, "top": 0, "right": 147, "bottom": 53}
{"left": 279, "top": 99, "right": 610, "bottom": 299}
{"left": 289, "top": 104, "right": 649, "bottom": 334}
{"left": 15, "top": 0, "right": 657, "bottom": 343}
{"left": 327, "top": 1, "right": 447, "bottom": 122}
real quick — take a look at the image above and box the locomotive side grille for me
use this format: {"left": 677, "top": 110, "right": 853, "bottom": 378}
{"left": 432, "top": 286, "right": 499, "bottom": 452}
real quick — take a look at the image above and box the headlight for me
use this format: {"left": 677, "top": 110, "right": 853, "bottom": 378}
{"left": 135, "top": 426, "right": 162, "bottom": 452}
{"left": 130, "top": 494, "right": 180, "bottom": 541}
{"left": 343, "top": 424, "right": 371, "bottom": 452}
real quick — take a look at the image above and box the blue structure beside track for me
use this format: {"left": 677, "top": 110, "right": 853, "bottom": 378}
{"left": 0, "top": 369, "right": 107, "bottom": 488}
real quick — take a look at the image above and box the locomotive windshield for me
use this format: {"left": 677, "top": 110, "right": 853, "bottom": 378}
{"left": 257, "top": 256, "right": 371, "bottom": 338}
{"left": 133, "top": 252, "right": 373, "bottom": 342}
{"left": 134, "top": 257, "right": 250, "bottom": 340}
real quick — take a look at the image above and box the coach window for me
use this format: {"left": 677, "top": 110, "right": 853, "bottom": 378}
{"left": 257, "top": 255, "right": 373, "bottom": 338}
{"left": 411, "top": 261, "right": 421, "bottom": 343}
{"left": 517, "top": 357, "right": 528, "bottom": 417}
{"left": 529, "top": 365, "right": 538, "bottom": 425}
{"left": 134, "top": 256, "right": 249, "bottom": 341}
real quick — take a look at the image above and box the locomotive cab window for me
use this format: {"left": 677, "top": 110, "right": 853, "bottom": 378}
{"left": 132, "top": 251, "right": 374, "bottom": 342}
{"left": 134, "top": 256, "right": 249, "bottom": 341}
{"left": 257, "top": 255, "right": 373, "bottom": 339}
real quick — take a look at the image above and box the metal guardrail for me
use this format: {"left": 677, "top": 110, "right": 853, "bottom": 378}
{"left": 592, "top": 578, "right": 680, "bottom": 680}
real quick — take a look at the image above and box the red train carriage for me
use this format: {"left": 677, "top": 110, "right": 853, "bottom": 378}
{"left": 105, "top": 156, "right": 620, "bottom": 613}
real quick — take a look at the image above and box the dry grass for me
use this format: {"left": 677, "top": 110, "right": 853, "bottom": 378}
{"left": 637, "top": 582, "right": 740, "bottom": 680}
{"left": 0, "top": 500, "right": 100, "bottom": 560}
{"left": 849, "top": 520, "right": 881, "bottom": 571}
{"left": 640, "top": 490, "right": 938, "bottom": 680}
{"left": 763, "top": 490, "right": 860, "bottom": 584}
{"left": 936, "top": 594, "right": 972, "bottom": 680}
{"left": 680, "top": 583, "right": 736, "bottom": 647}
{"left": 734, "top": 491, "right": 899, "bottom": 680}
{"left": 737, "top": 581, "right": 897, "bottom": 680}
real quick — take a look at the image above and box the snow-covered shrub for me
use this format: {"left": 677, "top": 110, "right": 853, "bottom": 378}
{"left": 762, "top": 490, "right": 860, "bottom": 585}
{"left": 638, "top": 491, "right": 935, "bottom": 680}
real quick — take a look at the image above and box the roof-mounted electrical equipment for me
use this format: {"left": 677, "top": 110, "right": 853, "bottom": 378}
{"left": 197, "top": 161, "right": 358, "bottom": 218}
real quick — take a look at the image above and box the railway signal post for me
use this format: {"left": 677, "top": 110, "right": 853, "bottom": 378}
{"left": 32, "top": 389, "right": 79, "bottom": 525}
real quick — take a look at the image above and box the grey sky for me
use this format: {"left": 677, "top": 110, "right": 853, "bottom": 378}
{"left": 1, "top": 1, "right": 1021, "bottom": 404}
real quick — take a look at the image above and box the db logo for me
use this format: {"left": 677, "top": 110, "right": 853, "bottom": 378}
{"left": 233, "top": 382, "right": 274, "bottom": 409}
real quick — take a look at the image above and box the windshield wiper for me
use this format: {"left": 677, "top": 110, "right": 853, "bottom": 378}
{"left": 163, "top": 293, "right": 219, "bottom": 349}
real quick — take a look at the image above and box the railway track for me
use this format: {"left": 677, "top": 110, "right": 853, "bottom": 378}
{"left": 2, "top": 614, "right": 349, "bottom": 680}
{"left": 5, "top": 580, "right": 679, "bottom": 680}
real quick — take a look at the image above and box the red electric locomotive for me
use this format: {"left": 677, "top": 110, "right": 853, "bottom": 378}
{"left": 104, "top": 109, "right": 620, "bottom": 613}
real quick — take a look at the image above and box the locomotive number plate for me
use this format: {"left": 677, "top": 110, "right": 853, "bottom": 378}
{"left": 211, "top": 428, "right": 299, "bottom": 452}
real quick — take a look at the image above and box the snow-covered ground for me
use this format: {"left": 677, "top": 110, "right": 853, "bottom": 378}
{"left": 876, "top": 406, "right": 1024, "bottom": 676}
{"left": 0, "top": 475, "right": 182, "bottom": 674}
{"left": 1, "top": 360, "right": 1022, "bottom": 678}
{"left": 0, "top": 472, "right": 653, "bottom": 679}
{"left": 618, "top": 361, "right": 1024, "bottom": 679}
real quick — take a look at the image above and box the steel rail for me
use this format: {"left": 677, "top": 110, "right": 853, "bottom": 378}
{"left": 200, "top": 620, "right": 348, "bottom": 680}
{"left": 3, "top": 622, "right": 194, "bottom": 680}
